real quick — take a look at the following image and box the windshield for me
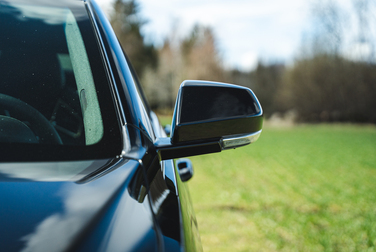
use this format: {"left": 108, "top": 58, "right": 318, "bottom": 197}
{"left": 0, "top": 1, "right": 122, "bottom": 161}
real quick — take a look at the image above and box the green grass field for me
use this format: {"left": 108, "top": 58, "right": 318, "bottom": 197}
{"left": 157, "top": 115, "right": 376, "bottom": 251}
{"left": 184, "top": 124, "right": 376, "bottom": 252}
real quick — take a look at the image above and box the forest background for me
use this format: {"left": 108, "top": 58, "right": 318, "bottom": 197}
{"left": 109, "top": 0, "right": 376, "bottom": 124}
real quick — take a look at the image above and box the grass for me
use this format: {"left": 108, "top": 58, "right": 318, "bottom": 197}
{"left": 182, "top": 123, "right": 376, "bottom": 252}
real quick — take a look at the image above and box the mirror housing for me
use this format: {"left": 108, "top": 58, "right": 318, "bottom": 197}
{"left": 155, "top": 80, "right": 263, "bottom": 160}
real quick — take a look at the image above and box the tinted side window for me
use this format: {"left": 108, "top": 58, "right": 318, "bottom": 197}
{"left": 0, "top": 2, "right": 122, "bottom": 161}
{"left": 0, "top": 4, "right": 104, "bottom": 146}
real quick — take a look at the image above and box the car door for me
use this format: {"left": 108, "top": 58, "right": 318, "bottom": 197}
{"left": 87, "top": 1, "right": 201, "bottom": 251}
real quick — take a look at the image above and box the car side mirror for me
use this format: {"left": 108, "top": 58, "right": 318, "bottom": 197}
{"left": 155, "top": 80, "right": 263, "bottom": 160}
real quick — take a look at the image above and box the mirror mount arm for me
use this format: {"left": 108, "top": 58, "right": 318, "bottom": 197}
{"left": 155, "top": 129, "right": 262, "bottom": 161}
{"left": 155, "top": 137, "right": 222, "bottom": 161}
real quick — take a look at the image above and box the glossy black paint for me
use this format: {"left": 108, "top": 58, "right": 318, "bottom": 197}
{"left": 0, "top": 158, "right": 156, "bottom": 252}
{"left": 85, "top": 4, "right": 201, "bottom": 248}
{"left": 156, "top": 137, "right": 222, "bottom": 160}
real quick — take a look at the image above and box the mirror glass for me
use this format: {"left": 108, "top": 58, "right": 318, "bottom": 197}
{"left": 179, "top": 85, "right": 260, "bottom": 124}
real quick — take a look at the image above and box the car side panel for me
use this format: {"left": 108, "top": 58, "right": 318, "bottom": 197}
{"left": 88, "top": 1, "right": 203, "bottom": 251}
{"left": 150, "top": 112, "right": 203, "bottom": 251}
{"left": 71, "top": 160, "right": 159, "bottom": 252}
{"left": 175, "top": 163, "right": 203, "bottom": 252}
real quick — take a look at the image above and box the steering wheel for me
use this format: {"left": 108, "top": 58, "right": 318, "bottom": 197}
{"left": 0, "top": 93, "right": 62, "bottom": 144}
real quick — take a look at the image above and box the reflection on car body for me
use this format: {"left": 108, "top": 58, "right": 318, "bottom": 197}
{"left": 0, "top": 0, "right": 263, "bottom": 251}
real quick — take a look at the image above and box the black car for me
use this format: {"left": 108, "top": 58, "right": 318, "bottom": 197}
{"left": 0, "top": 0, "right": 263, "bottom": 251}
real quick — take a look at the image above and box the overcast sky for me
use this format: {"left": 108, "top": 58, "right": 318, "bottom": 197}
{"left": 95, "top": 0, "right": 365, "bottom": 71}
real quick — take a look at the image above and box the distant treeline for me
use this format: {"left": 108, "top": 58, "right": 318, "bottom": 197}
{"left": 250, "top": 56, "right": 376, "bottom": 123}
{"left": 111, "top": 0, "right": 376, "bottom": 123}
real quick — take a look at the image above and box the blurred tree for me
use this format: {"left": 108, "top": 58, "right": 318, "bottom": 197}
{"left": 110, "top": 0, "right": 157, "bottom": 78}
{"left": 227, "top": 69, "right": 253, "bottom": 89}
{"left": 281, "top": 54, "right": 376, "bottom": 123}
{"left": 352, "top": 0, "right": 376, "bottom": 62}
{"left": 141, "top": 24, "right": 226, "bottom": 110}
{"left": 181, "top": 24, "right": 225, "bottom": 81}
{"left": 310, "top": 0, "right": 346, "bottom": 55}
{"left": 251, "top": 61, "right": 285, "bottom": 117}
{"left": 142, "top": 40, "right": 184, "bottom": 110}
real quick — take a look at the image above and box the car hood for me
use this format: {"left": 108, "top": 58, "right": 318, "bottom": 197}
{"left": 0, "top": 159, "right": 156, "bottom": 252}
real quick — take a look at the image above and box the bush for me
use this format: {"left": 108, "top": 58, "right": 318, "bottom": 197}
{"left": 279, "top": 54, "right": 376, "bottom": 123}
